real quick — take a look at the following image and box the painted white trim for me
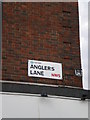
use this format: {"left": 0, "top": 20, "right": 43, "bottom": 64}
{"left": 0, "top": 91, "right": 84, "bottom": 101}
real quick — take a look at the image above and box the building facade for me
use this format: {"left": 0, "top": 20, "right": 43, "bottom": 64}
{"left": 1, "top": 2, "right": 90, "bottom": 119}
{"left": 2, "top": 2, "right": 82, "bottom": 87}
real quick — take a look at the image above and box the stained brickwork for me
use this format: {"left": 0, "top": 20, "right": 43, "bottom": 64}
{"left": 2, "top": 2, "right": 82, "bottom": 87}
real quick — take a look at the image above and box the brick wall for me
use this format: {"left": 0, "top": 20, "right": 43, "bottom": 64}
{"left": 2, "top": 2, "right": 82, "bottom": 87}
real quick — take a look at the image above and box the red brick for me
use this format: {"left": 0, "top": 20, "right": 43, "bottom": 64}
{"left": 2, "top": 2, "right": 82, "bottom": 88}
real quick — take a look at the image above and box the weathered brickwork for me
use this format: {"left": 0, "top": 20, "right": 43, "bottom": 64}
{"left": 2, "top": 2, "right": 82, "bottom": 87}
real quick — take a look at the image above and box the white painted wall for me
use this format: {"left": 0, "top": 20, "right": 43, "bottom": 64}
{"left": 0, "top": 93, "right": 88, "bottom": 118}
{"left": 0, "top": 94, "right": 2, "bottom": 120}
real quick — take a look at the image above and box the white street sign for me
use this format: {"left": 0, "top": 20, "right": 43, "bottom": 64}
{"left": 28, "top": 60, "right": 62, "bottom": 80}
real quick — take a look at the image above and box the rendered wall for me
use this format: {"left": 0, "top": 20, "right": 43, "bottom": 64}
{"left": 2, "top": 2, "right": 82, "bottom": 87}
{"left": 0, "top": 94, "right": 2, "bottom": 120}
{"left": 1, "top": 93, "right": 88, "bottom": 118}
